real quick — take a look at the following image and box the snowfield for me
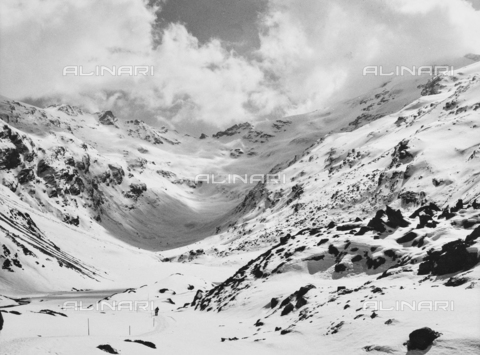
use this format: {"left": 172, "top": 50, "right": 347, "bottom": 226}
{"left": 1, "top": 61, "right": 480, "bottom": 354}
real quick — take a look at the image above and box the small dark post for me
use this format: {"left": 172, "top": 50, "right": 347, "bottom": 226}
{"left": 0, "top": 311, "right": 4, "bottom": 332}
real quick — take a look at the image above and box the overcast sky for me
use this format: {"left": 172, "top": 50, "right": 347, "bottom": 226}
{"left": 1, "top": 0, "right": 480, "bottom": 134}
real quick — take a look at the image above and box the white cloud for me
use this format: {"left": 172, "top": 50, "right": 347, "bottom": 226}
{"left": 1, "top": 0, "right": 480, "bottom": 131}
{"left": 257, "top": 0, "right": 480, "bottom": 114}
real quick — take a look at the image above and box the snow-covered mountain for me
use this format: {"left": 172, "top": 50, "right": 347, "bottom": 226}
{"left": 1, "top": 61, "right": 480, "bottom": 354}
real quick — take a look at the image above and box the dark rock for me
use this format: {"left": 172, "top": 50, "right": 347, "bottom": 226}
{"left": 335, "top": 263, "right": 347, "bottom": 272}
{"left": 67, "top": 177, "right": 85, "bottom": 195}
{"left": 444, "top": 276, "right": 469, "bottom": 287}
{"left": 327, "top": 221, "right": 336, "bottom": 229}
{"left": 416, "top": 214, "right": 438, "bottom": 229}
{"left": 252, "top": 267, "right": 264, "bottom": 278}
{"left": 390, "top": 140, "right": 413, "bottom": 166}
{"left": 270, "top": 297, "right": 279, "bottom": 308}
{"left": 191, "top": 290, "right": 204, "bottom": 307}
{"left": 108, "top": 163, "right": 125, "bottom": 184}
{"left": 47, "top": 188, "right": 58, "bottom": 198}
{"left": 38, "top": 309, "right": 67, "bottom": 317}
{"left": 199, "top": 133, "right": 208, "bottom": 139}
{"left": 451, "top": 199, "right": 464, "bottom": 213}
{"left": 2, "top": 177, "right": 18, "bottom": 192}
{"left": 279, "top": 234, "right": 292, "bottom": 245}
{"left": 279, "top": 284, "right": 315, "bottom": 315}
{"left": 97, "top": 344, "right": 119, "bottom": 354}
{"left": 418, "top": 239, "right": 480, "bottom": 275}
{"left": 37, "top": 160, "right": 56, "bottom": 185}
{"left": 396, "top": 231, "right": 417, "bottom": 244}
{"left": 212, "top": 122, "right": 253, "bottom": 139}
{"left": 295, "top": 296, "right": 307, "bottom": 309}
{"left": 0, "top": 147, "right": 21, "bottom": 170}
{"left": 336, "top": 224, "right": 359, "bottom": 231}
{"left": 352, "top": 255, "right": 363, "bottom": 262}
{"left": 366, "top": 256, "right": 386, "bottom": 270}
{"left": 17, "top": 168, "right": 34, "bottom": 184}
{"left": 125, "top": 182, "right": 147, "bottom": 199}
{"left": 419, "top": 76, "right": 444, "bottom": 96}
{"left": 406, "top": 327, "right": 441, "bottom": 351}
{"left": 254, "top": 319, "right": 264, "bottom": 327}
{"left": 355, "top": 226, "right": 371, "bottom": 235}
{"left": 2, "top": 259, "right": 13, "bottom": 272}
{"left": 98, "top": 111, "right": 117, "bottom": 125}
{"left": 466, "top": 225, "right": 480, "bottom": 245}
{"left": 473, "top": 200, "right": 480, "bottom": 209}
{"left": 0, "top": 125, "right": 30, "bottom": 170}
{"left": 63, "top": 214, "right": 80, "bottom": 226}
{"left": 296, "top": 284, "right": 315, "bottom": 298}
{"left": 281, "top": 302, "right": 294, "bottom": 316}
{"left": 385, "top": 206, "right": 409, "bottom": 228}
{"left": 328, "top": 244, "right": 340, "bottom": 256}
{"left": 438, "top": 206, "right": 455, "bottom": 219}
{"left": 367, "top": 210, "right": 386, "bottom": 232}
{"left": 124, "top": 339, "right": 156, "bottom": 349}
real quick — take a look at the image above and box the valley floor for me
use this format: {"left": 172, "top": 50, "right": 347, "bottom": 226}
{"left": 1, "top": 255, "right": 480, "bottom": 355}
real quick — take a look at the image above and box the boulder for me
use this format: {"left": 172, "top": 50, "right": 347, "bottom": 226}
{"left": 281, "top": 302, "right": 294, "bottom": 316}
{"left": 418, "top": 239, "right": 480, "bottom": 275}
{"left": 406, "top": 327, "right": 441, "bottom": 351}
{"left": 97, "top": 344, "right": 118, "bottom": 354}
{"left": 396, "top": 231, "right": 417, "bottom": 244}
{"left": 385, "top": 206, "right": 409, "bottom": 228}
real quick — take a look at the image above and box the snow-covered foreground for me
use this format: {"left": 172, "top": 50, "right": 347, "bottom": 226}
{"left": 2, "top": 59, "right": 480, "bottom": 354}
{"left": 1, "top": 265, "right": 479, "bottom": 354}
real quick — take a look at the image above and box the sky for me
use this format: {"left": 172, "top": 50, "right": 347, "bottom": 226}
{"left": 1, "top": 0, "right": 480, "bottom": 134}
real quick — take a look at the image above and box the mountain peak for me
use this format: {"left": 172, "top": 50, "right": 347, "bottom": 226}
{"left": 96, "top": 110, "right": 117, "bottom": 125}
{"left": 212, "top": 122, "right": 253, "bottom": 139}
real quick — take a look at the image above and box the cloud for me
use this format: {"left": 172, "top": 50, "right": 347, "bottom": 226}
{"left": 1, "top": 0, "right": 480, "bottom": 132}
{"left": 0, "top": 0, "right": 287, "bottom": 130}
{"left": 257, "top": 0, "right": 480, "bottom": 114}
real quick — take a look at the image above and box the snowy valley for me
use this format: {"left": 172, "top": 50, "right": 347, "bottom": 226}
{"left": 1, "top": 60, "right": 480, "bottom": 354}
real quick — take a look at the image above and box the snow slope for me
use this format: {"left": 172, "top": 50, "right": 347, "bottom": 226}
{"left": 1, "top": 61, "right": 480, "bottom": 354}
